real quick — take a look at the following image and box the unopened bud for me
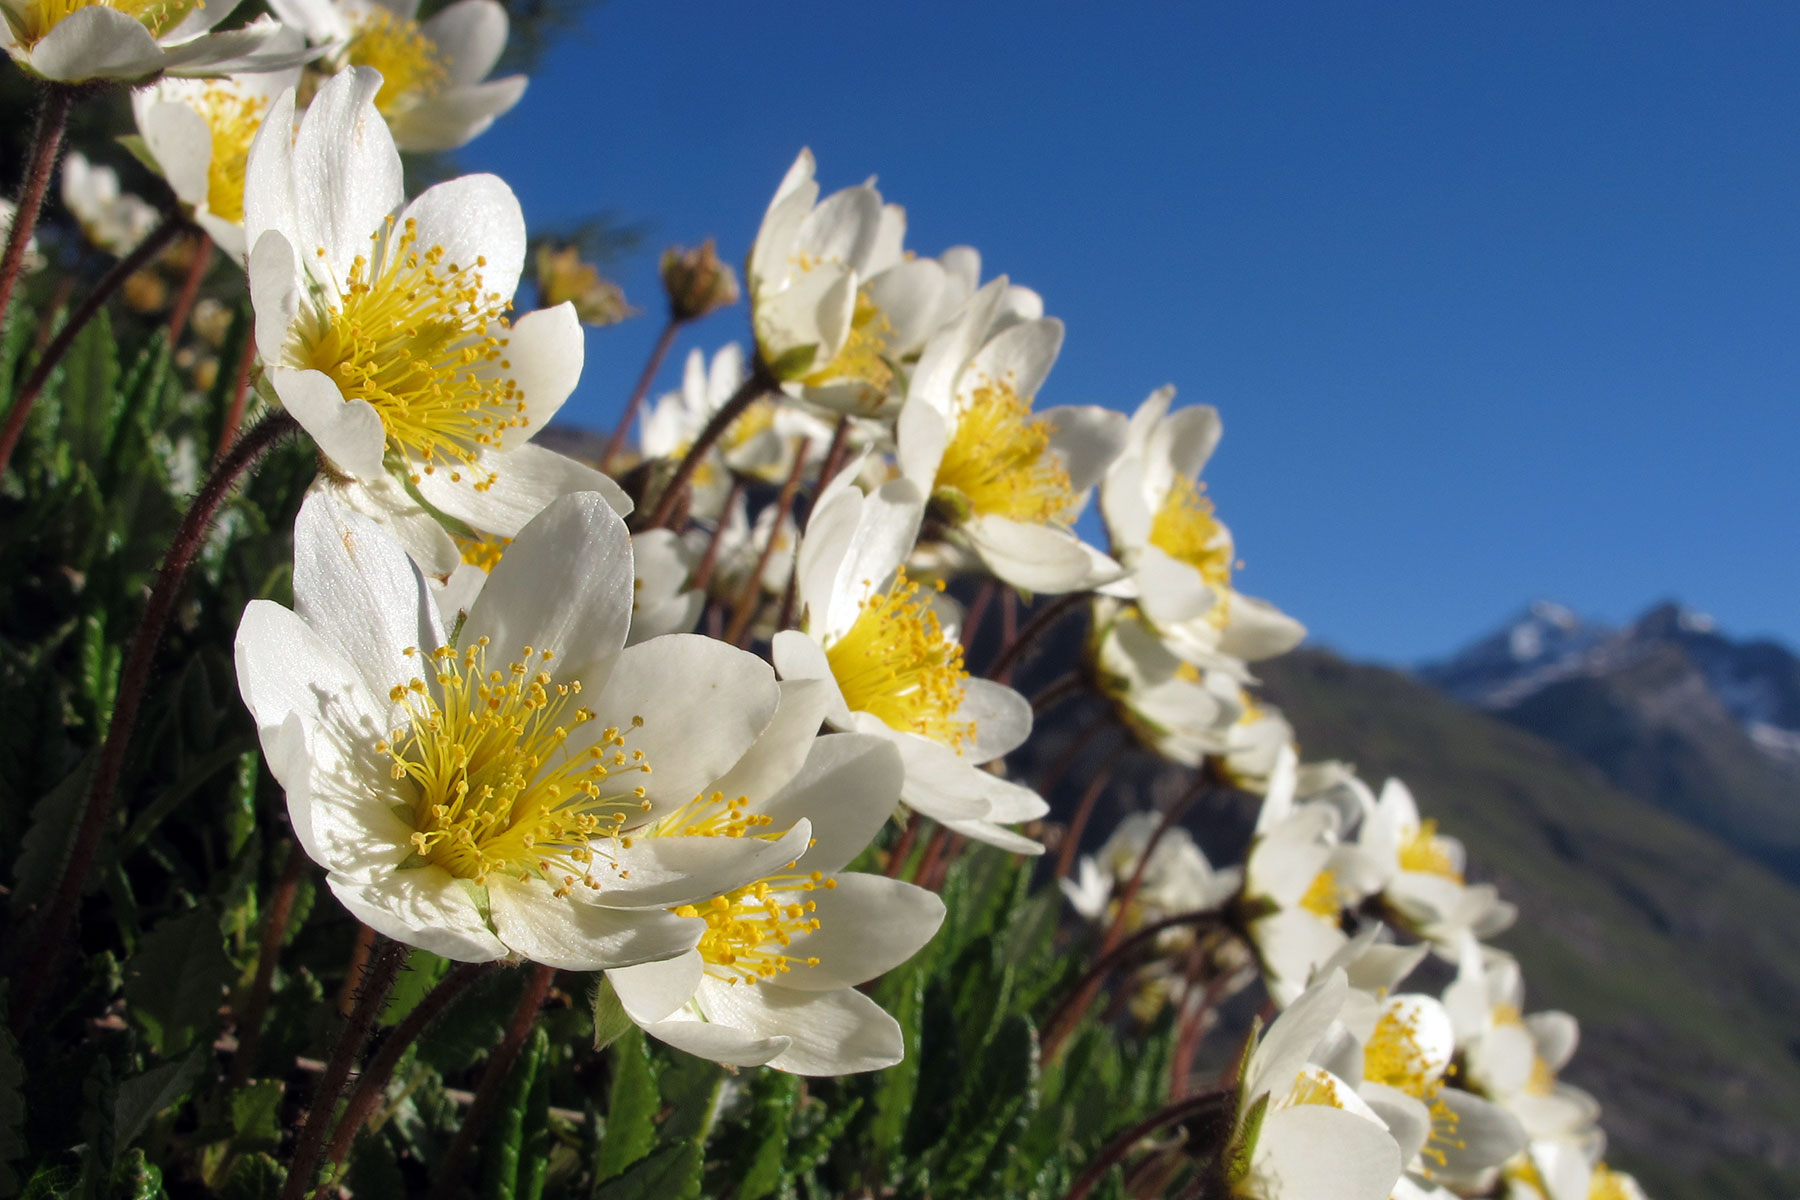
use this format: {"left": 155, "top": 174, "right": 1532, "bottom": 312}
{"left": 121, "top": 269, "right": 168, "bottom": 314}
{"left": 660, "top": 239, "right": 740, "bottom": 322}
{"left": 535, "top": 243, "right": 635, "bottom": 326}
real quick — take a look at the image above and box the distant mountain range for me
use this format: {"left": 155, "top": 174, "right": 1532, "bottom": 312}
{"left": 1418, "top": 601, "right": 1800, "bottom": 882}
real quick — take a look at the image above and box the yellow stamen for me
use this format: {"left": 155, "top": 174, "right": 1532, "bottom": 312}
{"left": 10, "top": 0, "right": 199, "bottom": 47}
{"left": 190, "top": 82, "right": 268, "bottom": 225}
{"left": 383, "top": 640, "right": 646, "bottom": 893}
{"left": 935, "top": 377, "right": 1075, "bottom": 525}
{"left": 344, "top": 7, "right": 447, "bottom": 117}
{"left": 825, "top": 568, "right": 973, "bottom": 749}
{"left": 801, "top": 287, "right": 893, "bottom": 395}
{"left": 296, "top": 215, "right": 523, "bottom": 484}
{"left": 1298, "top": 869, "right": 1341, "bottom": 919}
{"left": 1148, "top": 476, "right": 1233, "bottom": 625}
{"left": 1587, "top": 1165, "right": 1636, "bottom": 1200}
{"left": 1286, "top": 1067, "right": 1347, "bottom": 1109}
{"left": 455, "top": 532, "right": 512, "bottom": 574}
{"left": 671, "top": 869, "right": 835, "bottom": 986}
{"left": 1398, "top": 819, "right": 1463, "bottom": 881}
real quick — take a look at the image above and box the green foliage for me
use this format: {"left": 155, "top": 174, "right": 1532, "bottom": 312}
{"left": 123, "top": 905, "right": 231, "bottom": 1057}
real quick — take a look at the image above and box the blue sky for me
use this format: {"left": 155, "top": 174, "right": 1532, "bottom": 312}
{"left": 465, "top": 0, "right": 1800, "bottom": 663}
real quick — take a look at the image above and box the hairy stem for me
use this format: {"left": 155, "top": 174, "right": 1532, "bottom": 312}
{"left": 0, "top": 210, "right": 188, "bottom": 477}
{"left": 8, "top": 411, "right": 300, "bottom": 1032}
{"left": 644, "top": 368, "right": 773, "bottom": 530}
{"left": 430, "top": 962, "right": 556, "bottom": 1198}
{"left": 601, "top": 316, "right": 680, "bottom": 471}
{"left": 725, "top": 436, "right": 811, "bottom": 645}
{"left": 986, "top": 591, "right": 1088, "bottom": 682}
{"left": 0, "top": 87, "right": 71, "bottom": 344}
{"left": 1060, "top": 1088, "right": 1233, "bottom": 1200}
{"left": 165, "top": 229, "right": 212, "bottom": 345}
{"left": 230, "top": 841, "right": 309, "bottom": 1088}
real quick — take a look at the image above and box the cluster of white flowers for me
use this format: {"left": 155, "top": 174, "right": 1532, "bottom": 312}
{"left": 3, "top": 13, "right": 1654, "bottom": 1188}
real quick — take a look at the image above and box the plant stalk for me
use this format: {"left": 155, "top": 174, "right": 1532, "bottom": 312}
{"left": 724, "top": 436, "right": 810, "bottom": 645}
{"left": 8, "top": 410, "right": 300, "bottom": 1032}
{"left": 0, "top": 86, "right": 72, "bottom": 343}
{"left": 644, "top": 368, "right": 773, "bottom": 530}
{"left": 601, "top": 316, "right": 680, "bottom": 471}
{"left": 230, "top": 841, "right": 309, "bottom": 1087}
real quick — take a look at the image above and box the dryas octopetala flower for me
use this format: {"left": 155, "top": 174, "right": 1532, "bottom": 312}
{"left": 772, "top": 465, "right": 1047, "bottom": 854}
{"left": 606, "top": 679, "right": 944, "bottom": 1075}
{"left": 60, "top": 151, "right": 161, "bottom": 257}
{"left": 896, "top": 278, "right": 1128, "bottom": 594}
{"left": 2, "top": 0, "right": 306, "bottom": 83}
{"left": 1091, "top": 600, "right": 1238, "bottom": 767}
{"left": 244, "top": 67, "right": 624, "bottom": 578}
{"left": 268, "top": 0, "right": 525, "bottom": 152}
{"left": 747, "top": 149, "right": 956, "bottom": 416}
{"left": 131, "top": 64, "right": 300, "bottom": 257}
{"left": 1358, "top": 776, "right": 1516, "bottom": 951}
{"left": 1098, "top": 386, "right": 1303, "bottom": 674}
{"left": 1231, "top": 969, "right": 1403, "bottom": 1200}
{"left": 1061, "top": 810, "right": 1241, "bottom": 935}
{"left": 235, "top": 489, "right": 820, "bottom": 969}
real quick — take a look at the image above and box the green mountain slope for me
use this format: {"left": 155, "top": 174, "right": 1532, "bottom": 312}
{"left": 1258, "top": 649, "right": 1800, "bottom": 1200}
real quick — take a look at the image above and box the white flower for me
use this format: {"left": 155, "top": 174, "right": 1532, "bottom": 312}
{"left": 771, "top": 466, "right": 1047, "bottom": 853}
{"left": 628, "top": 529, "right": 703, "bottom": 645}
{"left": 269, "top": 0, "right": 525, "bottom": 151}
{"left": 1236, "top": 970, "right": 1403, "bottom": 1200}
{"left": 60, "top": 151, "right": 161, "bottom": 257}
{"left": 131, "top": 64, "right": 300, "bottom": 257}
{"left": 896, "top": 278, "right": 1127, "bottom": 593}
{"left": 1092, "top": 601, "right": 1237, "bottom": 767}
{"left": 235, "top": 489, "right": 815, "bottom": 969}
{"left": 1061, "top": 810, "right": 1240, "bottom": 934}
{"left": 1098, "top": 386, "right": 1303, "bottom": 674}
{"left": 747, "top": 149, "right": 957, "bottom": 416}
{"left": 607, "top": 680, "right": 944, "bottom": 1075}
{"left": 3, "top": 0, "right": 307, "bottom": 84}
{"left": 1359, "top": 777, "right": 1516, "bottom": 950}
{"left": 0, "top": 199, "right": 44, "bottom": 275}
{"left": 243, "top": 68, "right": 624, "bottom": 577}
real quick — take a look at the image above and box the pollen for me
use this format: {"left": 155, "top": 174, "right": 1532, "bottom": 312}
{"left": 825, "top": 568, "right": 974, "bottom": 749}
{"left": 14, "top": 0, "right": 200, "bottom": 46}
{"left": 1364, "top": 1002, "right": 1435, "bottom": 1098}
{"left": 1398, "top": 819, "right": 1463, "bottom": 881}
{"left": 455, "top": 531, "right": 513, "bottom": 574}
{"left": 1148, "top": 476, "right": 1233, "bottom": 621}
{"left": 672, "top": 871, "right": 836, "bottom": 986}
{"left": 296, "top": 215, "right": 524, "bottom": 485}
{"left": 935, "top": 377, "right": 1076, "bottom": 525}
{"left": 345, "top": 7, "right": 448, "bottom": 117}
{"left": 1285, "top": 1065, "right": 1348, "bottom": 1110}
{"left": 190, "top": 82, "right": 268, "bottom": 225}
{"left": 1587, "top": 1165, "right": 1636, "bottom": 1200}
{"left": 801, "top": 287, "right": 894, "bottom": 396}
{"left": 382, "top": 641, "right": 649, "bottom": 892}
{"left": 1298, "top": 869, "right": 1342, "bottom": 919}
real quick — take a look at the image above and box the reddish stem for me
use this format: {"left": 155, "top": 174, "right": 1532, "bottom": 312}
{"left": 724, "top": 437, "right": 810, "bottom": 645}
{"left": 280, "top": 937, "right": 409, "bottom": 1200}
{"left": 0, "top": 210, "right": 187, "bottom": 477}
{"left": 9, "top": 410, "right": 299, "bottom": 1033}
{"left": 601, "top": 316, "right": 680, "bottom": 471}
{"left": 166, "top": 229, "right": 212, "bottom": 345}
{"left": 959, "top": 580, "right": 996, "bottom": 651}
{"left": 884, "top": 814, "right": 922, "bottom": 879}
{"left": 230, "top": 841, "right": 309, "bottom": 1088}
{"left": 430, "top": 962, "right": 556, "bottom": 1199}
{"left": 644, "top": 370, "right": 773, "bottom": 530}
{"left": 0, "top": 87, "right": 71, "bottom": 344}
{"left": 1030, "top": 670, "right": 1086, "bottom": 715}
{"left": 338, "top": 923, "right": 377, "bottom": 1019}
{"left": 322, "top": 960, "right": 500, "bottom": 1180}
{"left": 1055, "top": 741, "right": 1126, "bottom": 881}
{"left": 688, "top": 476, "right": 745, "bottom": 593}
{"left": 215, "top": 324, "right": 259, "bottom": 460}
{"left": 809, "top": 414, "right": 853, "bottom": 518}
{"left": 1042, "top": 910, "right": 1227, "bottom": 1060}
{"left": 1058, "top": 1088, "right": 1232, "bottom": 1200}
{"left": 986, "top": 592, "right": 1088, "bottom": 683}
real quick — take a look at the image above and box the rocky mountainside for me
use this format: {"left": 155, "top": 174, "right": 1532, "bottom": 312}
{"left": 1258, "top": 649, "right": 1800, "bottom": 1200}
{"left": 1419, "top": 602, "right": 1800, "bottom": 881}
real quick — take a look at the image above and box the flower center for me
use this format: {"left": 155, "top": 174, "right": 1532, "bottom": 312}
{"left": 1364, "top": 1003, "right": 1437, "bottom": 1097}
{"left": 455, "top": 532, "right": 511, "bottom": 573}
{"left": 1398, "top": 819, "right": 1462, "bottom": 881}
{"left": 1298, "top": 869, "right": 1342, "bottom": 919}
{"left": 297, "top": 215, "right": 524, "bottom": 485}
{"left": 934, "top": 377, "right": 1075, "bottom": 525}
{"left": 380, "top": 639, "right": 651, "bottom": 892}
{"left": 1148, "top": 476, "right": 1234, "bottom": 619}
{"left": 672, "top": 871, "right": 836, "bottom": 985}
{"left": 801, "top": 287, "right": 894, "bottom": 396}
{"left": 1587, "top": 1166, "right": 1636, "bottom": 1200}
{"left": 191, "top": 82, "right": 267, "bottom": 225}
{"left": 1284, "top": 1065, "right": 1350, "bottom": 1110}
{"left": 12, "top": 0, "right": 198, "bottom": 46}
{"left": 824, "top": 567, "right": 973, "bottom": 749}
{"left": 345, "top": 7, "right": 447, "bottom": 117}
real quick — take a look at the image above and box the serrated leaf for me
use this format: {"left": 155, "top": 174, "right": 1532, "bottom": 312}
{"left": 481, "top": 1026, "right": 547, "bottom": 1200}
{"left": 113, "top": 1048, "right": 205, "bottom": 1149}
{"left": 594, "top": 1030, "right": 658, "bottom": 1183}
{"left": 55, "top": 309, "right": 118, "bottom": 466}
{"left": 726, "top": 1070, "right": 795, "bottom": 1200}
{"left": 861, "top": 959, "right": 923, "bottom": 1173}
{"left": 11, "top": 754, "right": 93, "bottom": 910}
{"left": 107, "top": 1149, "right": 165, "bottom": 1200}
{"left": 937, "top": 1015, "right": 1038, "bottom": 1197}
{"left": 221, "top": 1152, "right": 285, "bottom": 1200}
{"left": 1224, "top": 1091, "right": 1266, "bottom": 1185}
{"left": 381, "top": 948, "right": 449, "bottom": 1027}
{"left": 652, "top": 1051, "right": 720, "bottom": 1146}
{"left": 227, "top": 1080, "right": 284, "bottom": 1154}
{"left": 589, "top": 977, "right": 633, "bottom": 1053}
{"left": 18, "top": 1164, "right": 77, "bottom": 1200}
{"left": 591, "top": 1140, "right": 700, "bottom": 1200}
{"left": 124, "top": 904, "right": 231, "bottom": 1057}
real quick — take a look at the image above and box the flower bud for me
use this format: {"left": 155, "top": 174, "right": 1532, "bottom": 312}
{"left": 534, "top": 243, "right": 634, "bottom": 326}
{"left": 660, "top": 239, "right": 740, "bottom": 322}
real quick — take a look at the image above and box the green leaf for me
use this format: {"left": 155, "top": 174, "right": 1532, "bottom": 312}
{"left": 481, "top": 1026, "right": 547, "bottom": 1200}
{"left": 722, "top": 1071, "right": 795, "bottom": 1200}
{"left": 593, "top": 1030, "right": 658, "bottom": 1183}
{"left": 381, "top": 948, "right": 450, "bottom": 1028}
{"left": 55, "top": 309, "right": 118, "bottom": 466}
{"left": 0, "top": 1015, "right": 24, "bottom": 1197}
{"left": 227, "top": 1081, "right": 285, "bottom": 1155}
{"left": 763, "top": 342, "right": 818, "bottom": 382}
{"left": 17, "top": 1164, "right": 77, "bottom": 1200}
{"left": 107, "top": 1149, "right": 166, "bottom": 1200}
{"left": 862, "top": 961, "right": 924, "bottom": 1171}
{"left": 651, "top": 1051, "right": 721, "bottom": 1146}
{"left": 591, "top": 1140, "right": 701, "bottom": 1200}
{"left": 588, "top": 977, "right": 633, "bottom": 1053}
{"left": 111, "top": 738, "right": 254, "bottom": 866}
{"left": 937, "top": 1015, "right": 1039, "bottom": 1197}
{"left": 1224, "top": 1092, "right": 1266, "bottom": 1186}
{"left": 11, "top": 755, "right": 93, "bottom": 910}
{"left": 220, "top": 1152, "right": 285, "bottom": 1200}
{"left": 124, "top": 904, "right": 231, "bottom": 1056}
{"left": 113, "top": 1048, "right": 205, "bottom": 1149}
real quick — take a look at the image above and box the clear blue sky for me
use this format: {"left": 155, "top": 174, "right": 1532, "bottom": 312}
{"left": 463, "top": 0, "right": 1800, "bottom": 664}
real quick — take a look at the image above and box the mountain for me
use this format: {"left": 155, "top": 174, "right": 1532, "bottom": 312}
{"left": 1258, "top": 649, "right": 1800, "bottom": 1200}
{"left": 1420, "top": 602, "right": 1800, "bottom": 881}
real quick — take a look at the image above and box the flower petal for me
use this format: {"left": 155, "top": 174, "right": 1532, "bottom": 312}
{"left": 26, "top": 7, "right": 163, "bottom": 81}
{"left": 401, "top": 171, "right": 524, "bottom": 309}
{"left": 593, "top": 821, "right": 813, "bottom": 910}
{"left": 412, "top": 442, "right": 629, "bottom": 539}
{"left": 777, "top": 874, "right": 942, "bottom": 989}
{"left": 757, "top": 732, "right": 901, "bottom": 876}
{"left": 268, "top": 367, "right": 388, "bottom": 480}
{"left": 419, "top": 0, "right": 506, "bottom": 83}
{"left": 489, "top": 878, "right": 702, "bottom": 970}
{"left": 701, "top": 980, "right": 904, "bottom": 1076}
{"left": 636, "top": 1011, "right": 790, "bottom": 1068}
{"left": 290, "top": 66, "right": 403, "bottom": 288}
{"left": 328, "top": 870, "right": 508, "bottom": 962}
{"left": 607, "top": 950, "right": 704, "bottom": 1024}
